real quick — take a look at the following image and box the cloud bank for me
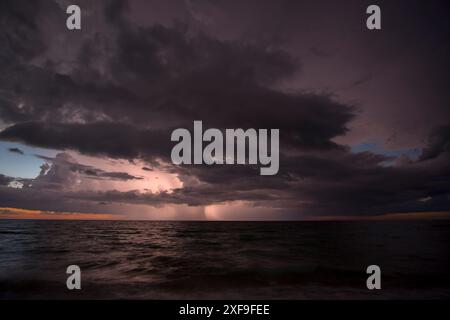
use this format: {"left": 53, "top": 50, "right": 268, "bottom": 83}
{"left": 0, "top": 0, "right": 449, "bottom": 219}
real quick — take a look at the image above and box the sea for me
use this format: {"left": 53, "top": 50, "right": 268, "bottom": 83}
{"left": 0, "top": 220, "right": 449, "bottom": 299}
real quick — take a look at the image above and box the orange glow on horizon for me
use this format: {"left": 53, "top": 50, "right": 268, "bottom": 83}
{"left": 0, "top": 207, "right": 119, "bottom": 220}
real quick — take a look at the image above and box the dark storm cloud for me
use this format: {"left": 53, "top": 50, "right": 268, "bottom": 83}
{"left": 0, "top": 0, "right": 449, "bottom": 217}
{"left": 35, "top": 152, "right": 144, "bottom": 182}
{"left": 419, "top": 125, "right": 450, "bottom": 161}
{"left": 0, "top": 0, "right": 47, "bottom": 63}
{"left": 156, "top": 147, "right": 450, "bottom": 215}
{"left": 8, "top": 147, "right": 24, "bottom": 155}
{"left": 0, "top": 174, "right": 13, "bottom": 186}
{"left": 0, "top": 0, "right": 46, "bottom": 123}
{"left": 287, "top": 150, "right": 450, "bottom": 215}
{"left": 0, "top": 185, "right": 108, "bottom": 214}
{"left": 1, "top": 121, "right": 174, "bottom": 163}
{"left": 0, "top": 0, "right": 354, "bottom": 153}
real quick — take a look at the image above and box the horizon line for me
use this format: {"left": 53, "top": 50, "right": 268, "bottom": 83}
{"left": 1, "top": 207, "right": 450, "bottom": 222}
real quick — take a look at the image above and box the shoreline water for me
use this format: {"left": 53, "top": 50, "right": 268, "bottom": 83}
{"left": 1, "top": 220, "right": 449, "bottom": 299}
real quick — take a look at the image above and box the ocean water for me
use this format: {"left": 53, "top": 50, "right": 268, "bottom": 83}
{"left": 0, "top": 220, "right": 449, "bottom": 299}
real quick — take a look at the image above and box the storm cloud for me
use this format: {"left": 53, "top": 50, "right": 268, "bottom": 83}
{"left": 0, "top": 0, "right": 449, "bottom": 218}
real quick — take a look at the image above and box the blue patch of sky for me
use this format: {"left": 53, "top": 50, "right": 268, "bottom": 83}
{"left": 351, "top": 142, "right": 422, "bottom": 166}
{"left": 0, "top": 142, "right": 59, "bottom": 179}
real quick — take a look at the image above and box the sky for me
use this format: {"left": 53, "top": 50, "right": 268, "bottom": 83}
{"left": 0, "top": 0, "right": 449, "bottom": 220}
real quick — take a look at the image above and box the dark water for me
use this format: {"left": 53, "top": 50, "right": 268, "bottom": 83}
{"left": 0, "top": 220, "right": 449, "bottom": 299}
